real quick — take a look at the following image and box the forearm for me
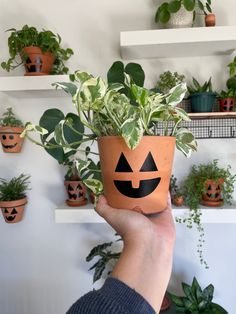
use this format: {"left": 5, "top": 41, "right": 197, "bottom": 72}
{"left": 111, "top": 234, "right": 174, "bottom": 313}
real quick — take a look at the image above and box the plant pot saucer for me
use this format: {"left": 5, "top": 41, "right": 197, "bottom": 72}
{"left": 66, "top": 198, "right": 88, "bottom": 207}
{"left": 201, "top": 199, "right": 223, "bottom": 207}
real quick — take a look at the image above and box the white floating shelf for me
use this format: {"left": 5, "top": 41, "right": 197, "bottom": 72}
{"left": 0, "top": 75, "right": 70, "bottom": 98}
{"left": 188, "top": 112, "right": 236, "bottom": 120}
{"left": 120, "top": 26, "right": 236, "bottom": 59}
{"left": 55, "top": 202, "right": 236, "bottom": 224}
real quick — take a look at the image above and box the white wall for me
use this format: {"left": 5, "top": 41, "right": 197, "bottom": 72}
{"left": 0, "top": 0, "right": 236, "bottom": 313}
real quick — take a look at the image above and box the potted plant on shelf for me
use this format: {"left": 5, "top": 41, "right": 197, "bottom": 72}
{"left": 86, "top": 236, "right": 172, "bottom": 312}
{"left": 0, "top": 107, "right": 25, "bottom": 153}
{"left": 155, "top": 0, "right": 197, "bottom": 28}
{"left": 0, "top": 174, "right": 30, "bottom": 223}
{"left": 1, "top": 24, "right": 73, "bottom": 75}
{"left": 169, "top": 174, "right": 184, "bottom": 207}
{"left": 217, "top": 89, "right": 235, "bottom": 112}
{"left": 226, "top": 56, "right": 236, "bottom": 99}
{"left": 187, "top": 77, "right": 216, "bottom": 112}
{"left": 170, "top": 277, "right": 228, "bottom": 313}
{"left": 201, "top": 0, "right": 216, "bottom": 27}
{"left": 23, "top": 67, "right": 197, "bottom": 214}
{"left": 155, "top": 71, "right": 186, "bottom": 94}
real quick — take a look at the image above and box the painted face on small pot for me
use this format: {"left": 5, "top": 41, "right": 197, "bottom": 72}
{"left": 66, "top": 182, "right": 85, "bottom": 200}
{"left": 1, "top": 134, "right": 18, "bottom": 150}
{"left": 114, "top": 152, "right": 161, "bottom": 198}
{"left": 2, "top": 207, "right": 18, "bottom": 222}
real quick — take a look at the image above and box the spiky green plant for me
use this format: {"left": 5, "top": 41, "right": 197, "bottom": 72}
{"left": 0, "top": 107, "right": 23, "bottom": 127}
{"left": 0, "top": 174, "right": 30, "bottom": 201}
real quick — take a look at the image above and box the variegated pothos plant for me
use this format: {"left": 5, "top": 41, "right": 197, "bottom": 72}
{"left": 22, "top": 70, "right": 197, "bottom": 196}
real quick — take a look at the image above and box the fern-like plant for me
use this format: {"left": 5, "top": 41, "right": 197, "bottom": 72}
{"left": 0, "top": 174, "right": 30, "bottom": 201}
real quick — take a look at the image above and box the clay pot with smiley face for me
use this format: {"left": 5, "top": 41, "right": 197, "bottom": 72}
{"left": 201, "top": 178, "right": 224, "bottom": 207}
{"left": 0, "top": 197, "right": 27, "bottom": 223}
{"left": 22, "top": 46, "right": 55, "bottom": 76}
{"left": 0, "top": 126, "right": 24, "bottom": 153}
{"left": 64, "top": 180, "right": 87, "bottom": 207}
{"left": 98, "top": 136, "right": 176, "bottom": 214}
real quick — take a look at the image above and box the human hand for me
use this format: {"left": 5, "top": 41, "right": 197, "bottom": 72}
{"left": 96, "top": 194, "right": 175, "bottom": 250}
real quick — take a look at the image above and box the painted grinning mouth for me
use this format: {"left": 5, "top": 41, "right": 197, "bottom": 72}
{"left": 2, "top": 143, "right": 17, "bottom": 149}
{"left": 114, "top": 177, "right": 161, "bottom": 198}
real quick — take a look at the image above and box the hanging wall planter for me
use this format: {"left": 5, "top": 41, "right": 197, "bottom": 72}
{"left": 0, "top": 108, "right": 24, "bottom": 153}
{"left": 23, "top": 46, "right": 55, "bottom": 76}
{"left": 0, "top": 174, "right": 30, "bottom": 224}
{"left": 98, "top": 136, "right": 176, "bottom": 214}
{"left": 0, "top": 197, "right": 27, "bottom": 223}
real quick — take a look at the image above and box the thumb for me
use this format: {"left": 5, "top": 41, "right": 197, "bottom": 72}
{"left": 95, "top": 195, "right": 117, "bottom": 225}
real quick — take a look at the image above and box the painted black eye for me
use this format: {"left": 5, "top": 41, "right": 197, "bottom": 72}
{"left": 140, "top": 152, "right": 158, "bottom": 172}
{"left": 2, "top": 135, "right": 6, "bottom": 140}
{"left": 4, "top": 208, "right": 9, "bottom": 214}
{"left": 11, "top": 208, "right": 18, "bottom": 214}
{"left": 115, "top": 153, "right": 133, "bottom": 172}
{"left": 9, "top": 135, "right": 14, "bottom": 140}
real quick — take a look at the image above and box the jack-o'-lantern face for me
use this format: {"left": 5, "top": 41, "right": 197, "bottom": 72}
{"left": 1, "top": 134, "right": 18, "bottom": 150}
{"left": 25, "top": 56, "right": 43, "bottom": 73}
{"left": 66, "top": 182, "right": 86, "bottom": 200}
{"left": 3, "top": 207, "right": 18, "bottom": 222}
{"left": 114, "top": 152, "right": 161, "bottom": 198}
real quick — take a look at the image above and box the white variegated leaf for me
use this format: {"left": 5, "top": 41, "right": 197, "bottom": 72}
{"left": 165, "top": 83, "right": 187, "bottom": 107}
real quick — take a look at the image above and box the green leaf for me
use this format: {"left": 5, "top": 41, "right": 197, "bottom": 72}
{"left": 168, "top": 0, "right": 181, "bottom": 13}
{"left": 197, "top": 0, "right": 204, "bottom": 11}
{"left": 86, "top": 242, "right": 113, "bottom": 261}
{"left": 125, "top": 63, "right": 145, "bottom": 87}
{"left": 83, "top": 178, "right": 103, "bottom": 195}
{"left": 211, "top": 303, "right": 228, "bottom": 313}
{"left": 159, "top": 9, "right": 171, "bottom": 24}
{"left": 53, "top": 82, "right": 78, "bottom": 97}
{"left": 227, "top": 76, "right": 236, "bottom": 91}
{"left": 39, "top": 109, "right": 65, "bottom": 136}
{"left": 206, "top": 3, "right": 212, "bottom": 13}
{"left": 165, "top": 83, "right": 187, "bottom": 107}
{"left": 183, "top": 0, "right": 196, "bottom": 11}
{"left": 63, "top": 113, "right": 84, "bottom": 146}
{"left": 107, "top": 61, "right": 125, "bottom": 85}
{"left": 121, "top": 118, "right": 143, "bottom": 150}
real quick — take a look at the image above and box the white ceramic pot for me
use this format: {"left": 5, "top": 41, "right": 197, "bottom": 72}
{"left": 165, "top": 6, "right": 194, "bottom": 28}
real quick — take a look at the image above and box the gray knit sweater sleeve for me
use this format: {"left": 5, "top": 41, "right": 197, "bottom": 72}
{"left": 66, "top": 277, "right": 156, "bottom": 314}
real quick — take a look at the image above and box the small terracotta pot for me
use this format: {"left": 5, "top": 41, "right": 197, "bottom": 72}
{"left": 172, "top": 195, "right": 184, "bottom": 207}
{"left": 0, "top": 126, "right": 24, "bottom": 153}
{"left": 64, "top": 180, "right": 87, "bottom": 207}
{"left": 201, "top": 178, "right": 224, "bottom": 207}
{"left": 161, "top": 293, "right": 171, "bottom": 311}
{"left": 0, "top": 197, "right": 27, "bottom": 223}
{"left": 98, "top": 136, "right": 176, "bottom": 214}
{"left": 219, "top": 98, "right": 235, "bottom": 112}
{"left": 22, "top": 46, "right": 55, "bottom": 76}
{"left": 205, "top": 14, "right": 216, "bottom": 27}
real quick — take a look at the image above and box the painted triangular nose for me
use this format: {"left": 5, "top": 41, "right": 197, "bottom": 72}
{"left": 140, "top": 152, "right": 158, "bottom": 172}
{"left": 115, "top": 153, "right": 133, "bottom": 172}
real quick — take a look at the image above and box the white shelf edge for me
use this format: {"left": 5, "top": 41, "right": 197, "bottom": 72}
{"left": 0, "top": 75, "right": 70, "bottom": 98}
{"left": 55, "top": 203, "right": 236, "bottom": 224}
{"left": 120, "top": 26, "right": 236, "bottom": 59}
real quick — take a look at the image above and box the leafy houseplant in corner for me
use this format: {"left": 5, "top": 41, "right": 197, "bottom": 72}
{"left": 0, "top": 174, "right": 30, "bottom": 223}
{"left": 170, "top": 277, "right": 228, "bottom": 313}
{"left": 86, "top": 237, "right": 172, "bottom": 312}
{"left": 155, "top": 0, "right": 197, "bottom": 28}
{"left": 0, "top": 107, "right": 24, "bottom": 153}
{"left": 1, "top": 25, "right": 73, "bottom": 75}
{"left": 23, "top": 68, "right": 197, "bottom": 214}
{"left": 188, "top": 77, "right": 216, "bottom": 112}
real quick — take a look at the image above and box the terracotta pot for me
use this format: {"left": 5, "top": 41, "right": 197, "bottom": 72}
{"left": 205, "top": 14, "right": 216, "bottom": 27}
{"left": 22, "top": 46, "right": 55, "bottom": 76}
{"left": 201, "top": 178, "right": 224, "bottom": 207}
{"left": 64, "top": 180, "right": 87, "bottom": 207}
{"left": 98, "top": 136, "right": 176, "bottom": 214}
{"left": 219, "top": 98, "right": 235, "bottom": 112}
{"left": 0, "top": 197, "right": 27, "bottom": 223}
{"left": 0, "top": 126, "right": 24, "bottom": 153}
{"left": 160, "top": 293, "right": 171, "bottom": 311}
{"left": 172, "top": 195, "right": 184, "bottom": 207}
